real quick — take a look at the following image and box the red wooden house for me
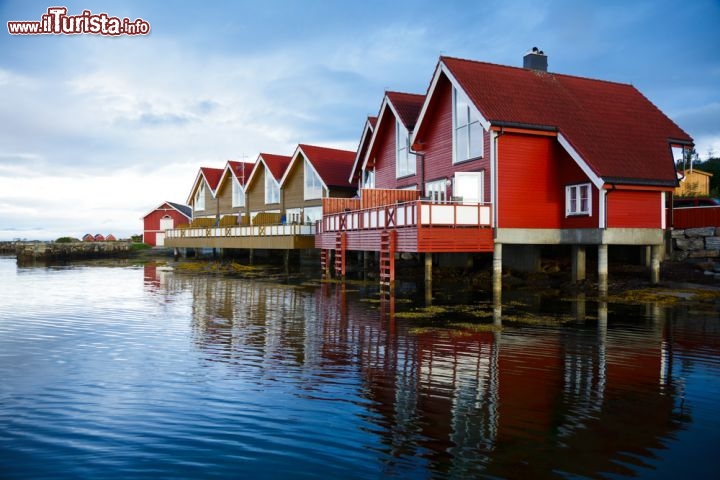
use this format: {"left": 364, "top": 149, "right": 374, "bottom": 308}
{"left": 142, "top": 201, "right": 192, "bottom": 246}
{"left": 318, "top": 52, "right": 693, "bottom": 292}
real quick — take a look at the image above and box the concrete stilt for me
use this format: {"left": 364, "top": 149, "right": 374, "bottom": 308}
{"left": 650, "top": 244, "right": 661, "bottom": 284}
{"left": 571, "top": 245, "right": 586, "bottom": 283}
{"left": 598, "top": 244, "right": 608, "bottom": 297}
{"left": 493, "top": 243, "right": 503, "bottom": 298}
{"left": 284, "top": 249, "right": 290, "bottom": 275}
{"left": 249, "top": 249, "right": 254, "bottom": 265}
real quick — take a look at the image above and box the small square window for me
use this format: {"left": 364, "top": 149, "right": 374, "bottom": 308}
{"left": 565, "top": 183, "right": 592, "bottom": 216}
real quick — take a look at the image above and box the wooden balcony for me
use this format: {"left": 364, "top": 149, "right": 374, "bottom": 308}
{"left": 165, "top": 224, "right": 316, "bottom": 250}
{"left": 316, "top": 189, "right": 494, "bottom": 253}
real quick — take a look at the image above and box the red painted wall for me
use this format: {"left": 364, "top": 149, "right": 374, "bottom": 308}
{"left": 143, "top": 203, "right": 190, "bottom": 246}
{"left": 556, "top": 143, "right": 599, "bottom": 229}
{"left": 498, "top": 134, "right": 563, "bottom": 228}
{"left": 371, "top": 115, "right": 399, "bottom": 189}
{"left": 417, "top": 76, "right": 489, "bottom": 198}
{"left": 497, "top": 134, "right": 602, "bottom": 229}
{"left": 607, "top": 190, "right": 662, "bottom": 228}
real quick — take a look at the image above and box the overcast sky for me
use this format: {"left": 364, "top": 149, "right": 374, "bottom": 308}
{"left": 1, "top": 0, "right": 718, "bottom": 241}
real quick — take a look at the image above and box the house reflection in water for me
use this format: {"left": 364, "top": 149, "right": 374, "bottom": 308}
{"left": 143, "top": 265, "right": 690, "bottom": 478}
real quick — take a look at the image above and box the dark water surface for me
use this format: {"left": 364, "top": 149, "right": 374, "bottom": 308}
{"left": 1, "top": 257, "right": 719, "bottom": 479}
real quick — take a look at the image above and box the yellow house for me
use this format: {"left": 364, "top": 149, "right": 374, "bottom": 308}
{"left": 675, "top": 169, "right": 712, "bottom": 197}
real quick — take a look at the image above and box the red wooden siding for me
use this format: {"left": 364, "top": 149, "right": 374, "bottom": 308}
{"left": 416, "top": 76, "right": 489, "bottom": 198}
{"left": 497, "top": 134, "right": 562, "bottom": 228}
{"left": 371, "top": 117, "right": 398, "bottom": 189}
{"left": 556, "top": 143, "right": 599, "bottom": 229}
{"left": 607, "top": 190, "right": 662, "bottom": 228}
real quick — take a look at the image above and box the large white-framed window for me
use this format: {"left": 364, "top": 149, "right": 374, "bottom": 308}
{"left": 566, "top": 183, "right": 592, "bottom": 216}
{"left": 232, "top": 178, "right": 245, "bottom": 207}
{"left": 265, "top": 173, "right": 280, "bottom": 204}
{"left": 195, "top": 183, "right": 205, "bottom": 211}
{"left": 396, "top": 120, "right": 416, "bottom": 178}
{"left": 303, "top": 206, "right": 323, "bottom": 224}
{"left": 425, "top": 179, "right": 448, "bottom": 204}
{"left": 362, "top": 168, "right": 375, "bottom": 189}
{"left": 304, "top": 159, "right": 324, "bottom": 200}
{"left": 453, "top": 87, "right": 483, "bottom": 163}
{"left": 454, "top": 171, "right": 484, "bottom": 204}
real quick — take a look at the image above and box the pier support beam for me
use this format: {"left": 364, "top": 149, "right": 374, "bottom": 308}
{"left": 493, "top": 243, "right": 503, "bottom": 298}
{"left": 650, "top": 244, "right": 661, "bottom": 284}
{"left": 249, "top": 249, "right": 254, "bottom": 266}
{"left": 284, "top": 249, "right": 290, "bottom": 275}
{"left": 598, "top": 244, "right": 608, "bottom": 297}
{"left": 424, "top": 253, "right": 433, "bottom": 306}
{"left": 571, "top": 245, "right": 586, "bottom": 283}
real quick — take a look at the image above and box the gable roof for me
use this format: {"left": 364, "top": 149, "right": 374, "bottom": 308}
{"left": 349, "top": 116, "right": 377, "bottom": 183}
{"left": 167, "top": 201, "right": 192, "bottom": 218}
{"left": 386, "top": 91, "right": 425, "bottom": 131}
{"left": 415, "top": 56, "right": 693, "bottom": 187}
{"left": 200, "top": 167, "right": 223, "bottom": 191}
{"left": 245, "top": 153, "right": 292, "bottom": 189}
{"left": 218, "top": 160, "right": 256, "bottom": 192}
{"left": 362, "top": 91, "right": 425, "bottom": 172}
{"left": 282, "top": 144, "right": 356, "bottom": 190}
{"left": 142, "top": 201, "right": 192, "bottom": 220}
{"left": 186, "top": 166, "right": 224, "bottom": 204}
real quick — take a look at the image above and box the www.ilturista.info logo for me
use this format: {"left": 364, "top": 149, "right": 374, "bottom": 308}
{"left": 7, "top": 7, "right": 150, "bottom": 36}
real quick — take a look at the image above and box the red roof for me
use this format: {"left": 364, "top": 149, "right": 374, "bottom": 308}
{"left": 386, "top": 91, "right": 424, "bottom": 130}
{"left": 200, "top": 167, "right": 223, "bottom": 191}
{"left": 260, "top": 153, "right": 292, "bottom": 181}
{"left": 298, "top": 144, "right": 356, "bottom": 189}
{"left": 227, "top": 161, "right": 255, "bottom": 187}
{"left": 438, "top": 56, "right": 692, "bottom": 186}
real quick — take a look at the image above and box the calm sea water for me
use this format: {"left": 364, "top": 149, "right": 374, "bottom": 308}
{"left": 1, "top": 256, "right": 720, "bottom": 479}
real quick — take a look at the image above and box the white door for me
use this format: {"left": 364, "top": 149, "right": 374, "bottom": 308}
{"left": 155, "top": 232, "right": 165, "bottom": 246}
{"left": 454, "top": 172, "right": 484, "bottom": 204}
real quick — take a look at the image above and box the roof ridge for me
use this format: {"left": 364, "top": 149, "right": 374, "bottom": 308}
{"left": 440, "top": 55, "right": 635, "bottom": 88}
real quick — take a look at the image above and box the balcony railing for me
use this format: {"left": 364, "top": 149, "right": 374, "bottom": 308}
{"left": 319, "top": 199, "right": 492, "bottom": 233}
{"left": 166, "top": 223, "right": 316, "bottom": 239}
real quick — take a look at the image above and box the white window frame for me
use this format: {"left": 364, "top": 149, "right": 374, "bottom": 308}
{"left": 565, "top": 183, "right": 592, "bottom": 216}
{"left": 195, "top": 183, "right": 205, "bottom": 211}
{"left": 452, "top": 87, "right": 483, "bottom": 164}
{"left": 425, "top": 179, "right": 448, "bottom": 204}
{"left": 396, "top": 120, "right": 416, "bottom": 178}
{"left": 362, "top": 168, "right": 375, "bottom": 189}
{"left": 304, "top": 159, "right": 324, "bottom": 200}
{"left": 454, "top": 171, "right": 485, "bottom": 204}
{"left": 265, "top": 173, "right": 280, "bottom": 204}
{"left": 232, "top": 177, "right": 245, "bottom": 207}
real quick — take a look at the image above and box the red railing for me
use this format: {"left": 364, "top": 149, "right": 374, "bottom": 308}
{"left": 319, "top": 199, "right": 492, "bottom": 233}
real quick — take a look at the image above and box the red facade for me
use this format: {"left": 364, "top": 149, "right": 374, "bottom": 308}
{"left": 607, "top": 189, "right": 663, "bottom": 228}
